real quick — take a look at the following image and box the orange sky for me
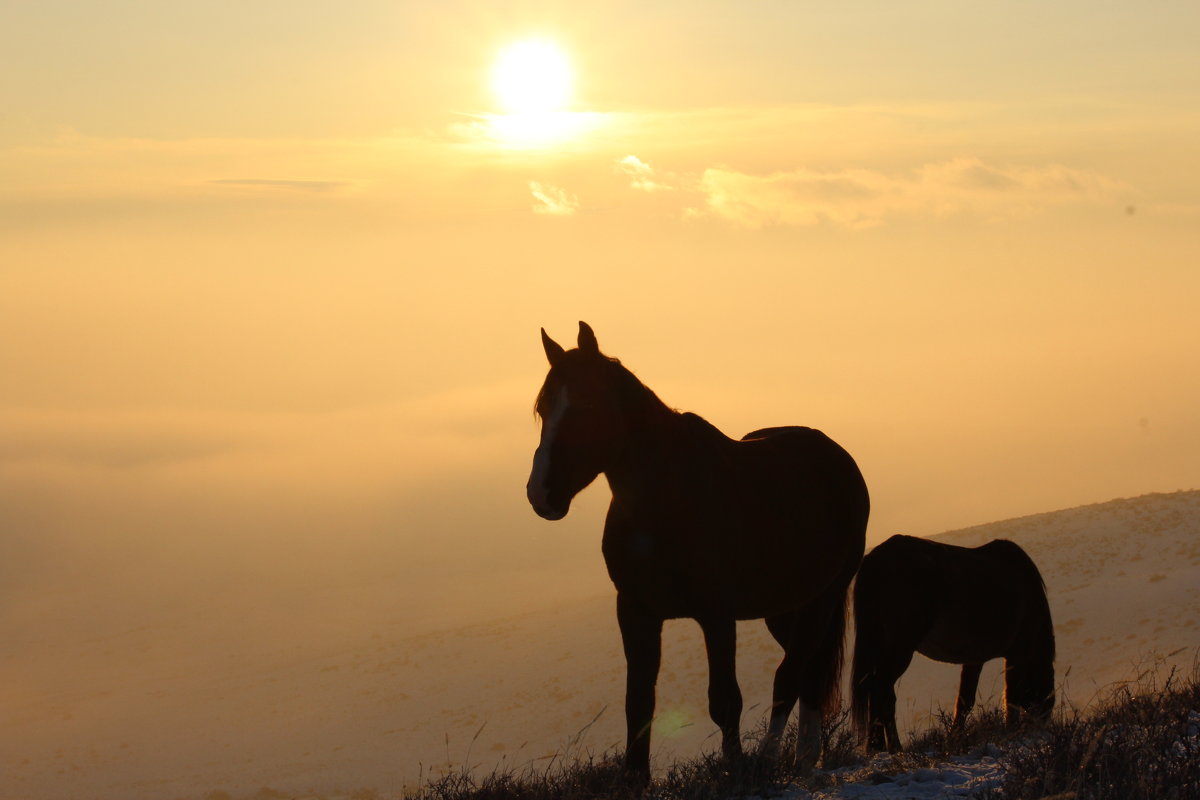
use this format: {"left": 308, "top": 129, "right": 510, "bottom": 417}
{"left": 1, "top": 1, "right": 1198, "bottom": 635}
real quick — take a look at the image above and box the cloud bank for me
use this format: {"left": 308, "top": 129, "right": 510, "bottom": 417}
{"left": 695, "top": 158, "right": 1129, "bottom": 228}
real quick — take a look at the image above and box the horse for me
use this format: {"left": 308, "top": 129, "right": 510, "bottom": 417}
{"left": 850, "top": 534, "right": 1055, "bottom": 752}
{"left": 525, "top": 321, "right": 870, "bottom": 781}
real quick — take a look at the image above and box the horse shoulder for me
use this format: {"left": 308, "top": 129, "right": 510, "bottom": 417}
{"left": 601, "top": 504, "right": 656, "bottom": 593}
{"left": 741, "top": 424, "right": 817, "bottom": 439}
{"left": 859, "top": 535, "right": 955, "bottom": 616}
{"left": 677, "top": 412, "right": 737, "bottom": 447}
{"left": 861, "top": 534, "right": 939, "bottom": 576}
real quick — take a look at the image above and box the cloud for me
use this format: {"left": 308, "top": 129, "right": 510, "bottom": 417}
{"left": 0, "top": 409, "right": 249, "bottom": 470}
{"left": 529, "top": 181, "right": 579, "bottom": 216}
{"left": 617, "top": 155, "right": 673, "bottom": 192}
{"left": 696, "top": 158, "right": 1129, "bottom": 228}
{"left": 211, "top": 179, "right": 347, "bottom": 192}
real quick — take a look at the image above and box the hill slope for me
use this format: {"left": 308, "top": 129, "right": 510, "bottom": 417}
{"left": 2, "top": 490, "right": 1197, "bottom": 799}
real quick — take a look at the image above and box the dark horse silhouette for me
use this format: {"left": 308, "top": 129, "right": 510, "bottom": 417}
{"left": 526, "top": 322, "right": 870, "bottom": 780}
{"left": 850, "top": 534, "right": 1055, "bottom": 752}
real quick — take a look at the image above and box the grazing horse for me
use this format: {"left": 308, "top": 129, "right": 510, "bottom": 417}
{"left": 850, "top": 535, "right": 1055, "bottom": 752}
{"left": 526, "top": 322, "right": 870, "bottom": 781}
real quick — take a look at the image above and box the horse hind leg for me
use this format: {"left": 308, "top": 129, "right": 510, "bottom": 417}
{"left": 952, "top": 663, "right": 983, "bottom": 731}
{"left": 763, "top": 614, "right": 802, "bottom": 758}
{"left": 699, "top": 617, "right": 743, "bottom": 760}
{"left": 793, "top": 651, "right": 830, "bottom": 773}
{"left": 765, "top": 587, "right": 848, "bottom": 772}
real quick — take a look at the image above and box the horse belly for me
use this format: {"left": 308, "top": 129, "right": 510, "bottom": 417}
{"left": 917, "top": 617, "right": 1007, "bottom": 665}
{"left": 603, "top": 543, "right": 807, "bottom": 620}
{"left": 602, "top": 474, "right": 863, "bottom": 620}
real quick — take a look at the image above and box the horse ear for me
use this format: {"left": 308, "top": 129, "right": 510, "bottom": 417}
{"left": 577, "top": 321, "right": 599, "bottom": 355}
{"left": 541, "top": 328, "right": 566, "bottom": 366}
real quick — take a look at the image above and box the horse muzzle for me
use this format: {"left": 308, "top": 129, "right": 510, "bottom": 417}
{"left": 527, "top": 481, "right": 569, "bottom": 520}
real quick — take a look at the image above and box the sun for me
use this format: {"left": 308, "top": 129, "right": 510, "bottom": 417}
{"left": 491, "top": 39, "right": 572, "bottom": 114}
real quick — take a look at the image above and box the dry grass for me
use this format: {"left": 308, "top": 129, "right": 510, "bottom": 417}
{"left": 405, "top": 711, "right": 852, "bottom": 800}
{"left": 999, "top": 662, "right": 1200, "bottom": 800}
{"left": 402, "top": 663, "right": 1200, "bottom": 800}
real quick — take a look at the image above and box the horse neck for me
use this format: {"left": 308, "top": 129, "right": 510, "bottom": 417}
{"left": 602, "top": 405, "right": 706, "bottom": 502}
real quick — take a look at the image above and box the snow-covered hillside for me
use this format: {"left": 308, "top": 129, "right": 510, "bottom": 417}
{"left": 906, "top": 490, "right": 1200, "bottom": 725}
{"left": 2, "top": 491, "right": 1196, "bottom": 800}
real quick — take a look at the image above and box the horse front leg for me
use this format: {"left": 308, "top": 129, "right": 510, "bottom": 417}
{"left": 953, "top": 663, "right": 983, "bottom": 730}
{"left": 617, "top": 594, "right": 663, "bottom": 783}
{"left": 870, "top": 649, "right": 914, "bottom": 753}
{"left": 698, "top": 617, "right": 743, "bottom": 760}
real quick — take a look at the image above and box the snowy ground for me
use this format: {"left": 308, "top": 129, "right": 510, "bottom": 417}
{"left": 778, "top": 748, "right": 1006, "bottom": 800}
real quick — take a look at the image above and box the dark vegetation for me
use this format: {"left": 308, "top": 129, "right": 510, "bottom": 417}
{"left": 1000, "top": 662, "right": 1200, "bottom": 800}
{"left": 402, "top": 660, "right": 1200, "bottom": 800}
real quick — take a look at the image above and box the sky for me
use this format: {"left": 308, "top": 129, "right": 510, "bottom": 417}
{"left": 2, "top": 0, "right": 1199, "bottom": 646}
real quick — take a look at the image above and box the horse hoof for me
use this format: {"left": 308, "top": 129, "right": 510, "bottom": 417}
{"left": 794, "top": 751, "right": 818, "bottom": 775}
{"left": 756, "top": 740, "right": 781, "bottom": 766}
{"left": 620, "top": 764, "right": 651, "bottom": 789}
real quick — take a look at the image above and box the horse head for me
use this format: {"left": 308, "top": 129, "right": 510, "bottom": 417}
{"left": 527, "top": 321, "right": 629, "bottom": 520}
{"left": 1007, "top": 658, "right": 1056, "bottom": 723}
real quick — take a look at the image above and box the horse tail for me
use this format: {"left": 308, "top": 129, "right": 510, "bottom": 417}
{"left": 850, "top": 544, "right": 888, "bottom": 742}
{"left": 810, "top": 573, "right": 853, "bottom": 718}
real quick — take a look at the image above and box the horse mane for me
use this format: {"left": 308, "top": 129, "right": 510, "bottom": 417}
{"left": 535, "top": 353, "right": 678, "bottom": 427}
{"left": 981, "top": 540, "right": 1055, "bottom": 648}
{"left": 981, "top": 539, "right": 1048, "bottom": 591}
{"left": 609, "top": 358, "right": 676, "bottom": 418}
{"left": 533, "top": 376, "right": 555, "bottom": 418}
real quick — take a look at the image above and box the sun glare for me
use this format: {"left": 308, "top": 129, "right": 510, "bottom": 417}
{"left": 491, "top": 39, "right": 572, "bottom": 114}
{"left": 482, "top": 38, "right": 601, "bottom": 149}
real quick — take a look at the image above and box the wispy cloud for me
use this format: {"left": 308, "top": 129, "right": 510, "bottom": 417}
{"left": 0, "top": 409, "right": 248, "bottom": 470}
{"left": 211, "top": 179, "right": 347, "bottom": 192}
{"left": 695, "top": 158, "right": 1129, "bottom": 228}
{"left": 617, "top": 155, "right": 673, "bottom": 192}
{"left": 529, "top": 181, "right": 579, "bottom": 216}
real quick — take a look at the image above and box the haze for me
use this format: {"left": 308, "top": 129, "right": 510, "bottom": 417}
{"left": 1, "top": 2, "right": 1198, "bottom": 796}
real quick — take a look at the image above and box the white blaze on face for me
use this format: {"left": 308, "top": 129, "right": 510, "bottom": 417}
{"left": 528, "top": 385, "right": 569, "bottom": 511}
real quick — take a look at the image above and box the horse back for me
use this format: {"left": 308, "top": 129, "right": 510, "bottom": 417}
{"left": 735, "top": 425, "right": 870, "bottom": 545}
{"left": 975, "top": 538, "right": 1048, "bottom": 592}
{"left": 738, "top": 426, "right": 868, "bottom": 500}
{"left": 857, "top": 535, "right": 1048, "bottom": 665}
{"left": 601, "top": 420, "right": 867, "bottom": 620}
